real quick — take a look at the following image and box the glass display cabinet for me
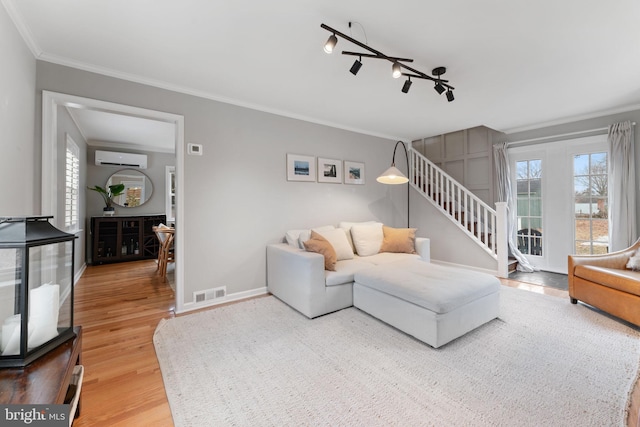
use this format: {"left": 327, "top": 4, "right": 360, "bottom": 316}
{"left": 0, "top": 216, "right": 76, "bottom": 367}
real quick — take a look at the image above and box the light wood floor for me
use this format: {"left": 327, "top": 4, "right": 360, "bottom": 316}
{"left": 72, "top": 261, "right": 639, "bottom": 427}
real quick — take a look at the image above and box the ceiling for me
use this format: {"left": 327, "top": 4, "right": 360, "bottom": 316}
{"left": 5, "top": 0, "right": 640, "bottom": 141}
{"left": 66, "top": 107, "right": 176, "bottom": 153}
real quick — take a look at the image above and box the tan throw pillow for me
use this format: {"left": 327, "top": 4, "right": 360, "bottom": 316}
{"left": 379, "top": 226, "right": 417, "bottom": 254}
{"left": 303, "top": 230, "right": 337, "bottom": 271}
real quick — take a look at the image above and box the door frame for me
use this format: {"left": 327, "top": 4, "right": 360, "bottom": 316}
{"left": 42, "top": 91, "right": 186, "bottom": 311}
{"left": 508, "top": 134, "right": 608, "bottom": 273}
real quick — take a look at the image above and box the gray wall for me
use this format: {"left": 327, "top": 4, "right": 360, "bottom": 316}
{"left": 0, "top": 5, "right": 36, "bottom": 215}
{"left": 86, "top": 147, "right": 174, "bottom": 218}
{"left": 35, "top": 61, "right": 407, "bottom": 310}
{"left": 505, "top": 110, "right": 640, "bottom": 236}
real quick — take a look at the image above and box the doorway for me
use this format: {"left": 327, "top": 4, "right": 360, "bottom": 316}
{"left": 41, "top": 91, "right": 185, "bottom": 310}
{"left": 508, "top": 134, "right": 608, "bottom": 273}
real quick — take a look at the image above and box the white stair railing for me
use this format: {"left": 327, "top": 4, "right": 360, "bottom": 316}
{"left": 410, "top": 149, "right": 508, "bottom": 276}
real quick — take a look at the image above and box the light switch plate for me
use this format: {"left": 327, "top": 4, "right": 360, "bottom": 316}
{"left": 187, "top": 143, "right": 203, "bottom": 155}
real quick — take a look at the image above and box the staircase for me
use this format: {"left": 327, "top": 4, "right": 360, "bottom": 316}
{"left": 410, "top": 149, "right": 509, "bottom": 277}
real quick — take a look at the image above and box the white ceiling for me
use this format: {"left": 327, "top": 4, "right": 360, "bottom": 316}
{"left": 5, "top": 0, "right": 640, "bottom": 141}
{"left": 66, "top": 107, "right": 176, "bottom": 153}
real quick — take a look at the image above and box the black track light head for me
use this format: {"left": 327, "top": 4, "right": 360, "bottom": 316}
{"left": 402, "top": 78, "right": 412, "bottom": 93}
{"left": 350, "top": 59, "right": 362, "bottom": 75}
{"left": 434, "top": 81, "right": 446, "bottom": 95}
{"left": 446, "top": 90, "right": 455, "bottom": 102}
{"left": 324, "top": 34, "right": 338, "bottom": 54}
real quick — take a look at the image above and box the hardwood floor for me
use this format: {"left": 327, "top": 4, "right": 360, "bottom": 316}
{"left": 73, "top": 260, "right": 175, "bottom": 426}
{"left": 72, "top": 261, "right": 639, "bottom": 426}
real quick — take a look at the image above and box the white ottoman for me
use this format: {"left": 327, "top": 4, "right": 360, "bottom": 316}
{"left": 353, "top": 259, "right": 500, "bottom": 348}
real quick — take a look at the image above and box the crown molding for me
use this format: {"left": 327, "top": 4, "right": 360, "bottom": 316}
{"left": 2, "top": 0, "right": 43, "bottom": 58}
{"left": 503, "top": 103, "right": 640, "bottom": 135}
{"left": 37, "top": 52, "right": 403, "bottom": 143}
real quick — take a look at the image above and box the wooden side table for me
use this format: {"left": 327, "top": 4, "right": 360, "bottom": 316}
{"left": 0, "top": 326, "right": 82, "bottom": 417}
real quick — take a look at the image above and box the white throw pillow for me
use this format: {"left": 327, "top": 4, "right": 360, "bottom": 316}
{"left": 285, "top": 229, "right": 307, "bottom": 248}
{"left": 338, "top": 221, "right": 379, "bottom": 252}
{"left": 350, "top": 223, "right": 384, "bottom": 257}
{"left": 297, "top": 225, "right": 335, "bottom": 249}
{"left": 314, "top": 228, "right": 354, "bottom": 261}
{"left": 626, "top": 254, "right": 640, "bottom": 271}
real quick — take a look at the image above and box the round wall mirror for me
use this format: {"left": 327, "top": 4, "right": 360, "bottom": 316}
{"left": 106, "top": 169, "right": 153, "bottom": 208}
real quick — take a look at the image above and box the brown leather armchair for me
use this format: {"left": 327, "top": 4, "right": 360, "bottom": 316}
{"left": 568, "top": 238, "right": 640, "bottom": 327}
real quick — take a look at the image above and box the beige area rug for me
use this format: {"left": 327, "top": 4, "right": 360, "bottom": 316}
{"left": 154, "top": 287, "right": 640, "bottom": 426}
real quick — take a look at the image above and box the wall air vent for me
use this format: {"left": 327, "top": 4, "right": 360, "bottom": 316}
{"left": 95, "top": 150, "right": 148, "bottom": 169}
{"left": 193, "top": 286, "right": 227, "bottom": 304}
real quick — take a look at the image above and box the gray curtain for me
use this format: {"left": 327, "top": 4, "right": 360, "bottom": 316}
{"left": 493, "top": 142, "right": 535, "bottom": 272}
{"left": 608, "top": 121, "right": 636, "bottom": 251}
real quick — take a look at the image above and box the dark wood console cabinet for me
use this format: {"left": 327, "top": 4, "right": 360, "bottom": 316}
{"left": 0, "top": 326, "right": 82, "bottom": 413}
{"left": 91, "top": 215, "right": 166, "bottom": 265}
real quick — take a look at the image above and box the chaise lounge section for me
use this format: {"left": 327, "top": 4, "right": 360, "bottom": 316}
{"left": 266, "top": 222, "right": 431, "bottom": 319}
{"left": 267, "top": 222, "right": 501, "bottom": 347}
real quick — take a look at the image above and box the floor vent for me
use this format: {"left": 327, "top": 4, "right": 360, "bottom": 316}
{"left": 193, "top": 286, "right": 226, "bottom": 303}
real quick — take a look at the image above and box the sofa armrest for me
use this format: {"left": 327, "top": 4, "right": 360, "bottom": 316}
{"left": 415, "top": 237, "right": 430, "bottom": 262}
{"left": 567, "top": 238, "right": 640, "bottom": 295}
{"left": 266, "top": 243, "right": 327, "bottom": 318}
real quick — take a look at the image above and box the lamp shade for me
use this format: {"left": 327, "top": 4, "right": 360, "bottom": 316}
{"left": 376, "top": 166, "right": 409, "bottom": 184}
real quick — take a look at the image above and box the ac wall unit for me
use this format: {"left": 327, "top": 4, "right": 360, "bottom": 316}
{"left": 95, "top": 150, "right": 147, "bottom": 169}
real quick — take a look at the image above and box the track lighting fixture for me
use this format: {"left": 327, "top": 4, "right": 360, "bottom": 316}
{"left": 402, "top": 77, "right": 412, "bottom": 93}
{"left": 350, "top": 58, "right": 362, "bottom": 75}
{"left": 321, "top": 23, "right": 455, "bottom": 102}
{"left": 446, "top": 89, "right": 455, "bottom": 102}
{"left": 392, "top": 62, "right": 402, "bottom": 79}
{"left": 324, "top": 34, "right": 337, "bottom": 54}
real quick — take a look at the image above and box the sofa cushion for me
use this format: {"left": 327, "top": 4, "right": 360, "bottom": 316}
{"left": 285, "top": 229, "right": 308, "bottom": 248}
{"left": 380, "top": 226, "right": 417, "bottom": 254}
{"left": 339, "top": 221, "right": 379, "bottom": 252}
{"left": 351, "top": 223, "right": 383, "bottom": 256}
{"left": 285, "top": 225, "right": 335, "bottom": 249}
{"left": 354, "top": 259, "right": 500, "bottom": 314}
{"left": 574, "top": 265, "right": 640, "bottom": 297}
{"left": 314, "top": 228, "right": 354, "bottom": 261}
{"left": 361, "top": 252, "right": 421, "bottom": 265}
{"left": 303, "top": 231, "right": 337, "bottom": 271}
{"left": 626, "top": 254, "right": 640, "bottom": 271}
{"left": 325, "top": 259, "right": 377, "bottom": 287}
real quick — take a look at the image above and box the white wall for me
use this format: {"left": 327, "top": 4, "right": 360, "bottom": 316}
{"left": 56, "top": 105, "right": 88, "bottom": 275}
{"left": 0, "top": 4, "right": 36, "bottom": 215}
{"left": 35, "top": 62, "right": 407, "bottom": 310}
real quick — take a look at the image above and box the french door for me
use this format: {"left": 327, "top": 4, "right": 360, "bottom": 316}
{"left": 509, "top": 135, "right": 608, "bottom": 273}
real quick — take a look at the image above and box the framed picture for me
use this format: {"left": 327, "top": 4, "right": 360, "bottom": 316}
{"left": 344, "top": 161, "right": 365, "bottom": 185}
{"left": 287, "top": 154, "right": 316, "bottom": 182}
{"left": 317, "top": 157, "right": 342, "bottom": 183}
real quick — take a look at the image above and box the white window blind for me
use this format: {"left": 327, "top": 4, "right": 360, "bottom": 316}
{"left": 65, "top": 135, "right": 80, "bottom": 230}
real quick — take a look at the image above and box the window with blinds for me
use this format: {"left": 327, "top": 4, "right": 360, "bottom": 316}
{"left": 65, "top": 135, "right": 80, "bottom": 230}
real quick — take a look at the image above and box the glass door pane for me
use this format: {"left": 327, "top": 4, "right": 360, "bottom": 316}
{"left": 573, "top": 152, "right": 608, "bottom": 255}
{"left": 516, "top": 159, "right": 543, "bottom": 256}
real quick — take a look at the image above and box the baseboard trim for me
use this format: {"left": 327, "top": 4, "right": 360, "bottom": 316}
{"left": 178, "top": 287, "right": 268, "bottom": 314}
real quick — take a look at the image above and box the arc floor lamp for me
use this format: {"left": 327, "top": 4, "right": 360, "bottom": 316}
{"left": 377, "top": 141, "right": 410, "bottom": 228}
